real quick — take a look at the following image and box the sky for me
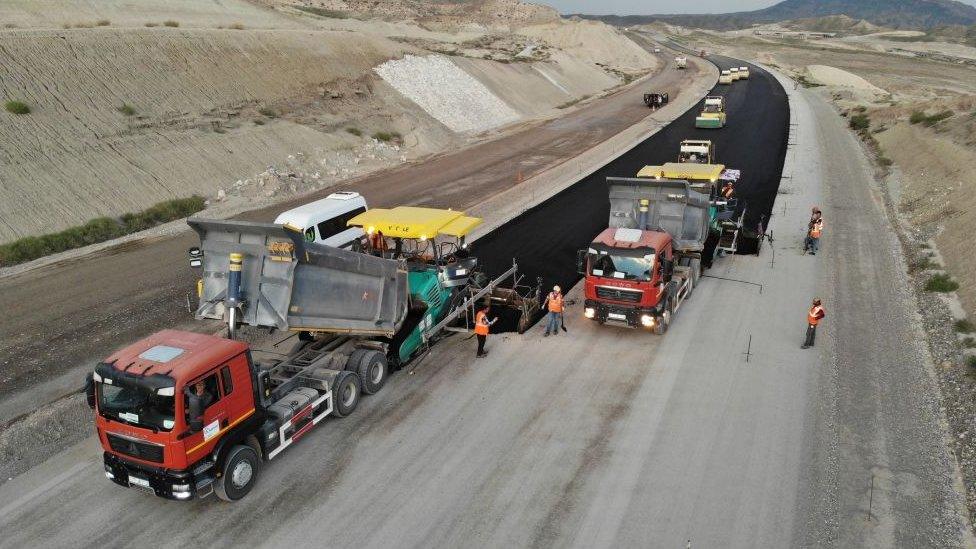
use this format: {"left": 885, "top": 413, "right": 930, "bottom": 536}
{"left": 543, "top": 0, "right": 976, "bottom": 16}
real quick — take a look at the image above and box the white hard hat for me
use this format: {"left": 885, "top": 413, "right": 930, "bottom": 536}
{"left": 553, "top": 285, "right": 561, "bottom": 292}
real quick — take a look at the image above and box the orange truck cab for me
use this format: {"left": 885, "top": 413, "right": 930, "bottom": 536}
{"left": 580, "top": 228, "right": 675, "bottom": 329}
{"left": 578, "top": 177, "right": 710, "bottom": 334}
{"left": 89, "top": 329, "right": 364, "bottom": 501}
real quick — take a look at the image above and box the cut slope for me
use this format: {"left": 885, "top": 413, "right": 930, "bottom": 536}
{"left": 375, "top": 55, "right": 520, "bottom": 133}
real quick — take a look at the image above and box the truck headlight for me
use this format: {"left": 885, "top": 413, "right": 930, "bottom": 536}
{"left": 640, "top": 315, "right": 654, "bottom": 327}
{"left": 173, "top": 491, "right": 192, "bottom": 500}
{"left": 584, "top": 307, "right": 595, "bottom": 319}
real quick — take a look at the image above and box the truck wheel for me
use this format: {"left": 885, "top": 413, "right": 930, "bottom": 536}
{"left": 215, "top": 445, "right": 260, "bottom": 502}
{"left": 690, "top": 258, "right": 701, "bottom": 287}
{"left": 354, "top": 349, "right": 388, "bottom": 395}
{"left": 332, "top": 371, "right": 362, "bottom": 418}
{"left": 654, "top": 301, "right": 672, "bottom": 335}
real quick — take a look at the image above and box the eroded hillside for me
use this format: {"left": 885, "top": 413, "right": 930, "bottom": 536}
{"left": 0, "top": 0, "right": 656, "bottom": 243}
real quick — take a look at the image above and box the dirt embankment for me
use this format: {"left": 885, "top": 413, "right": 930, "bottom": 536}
{"left": 0, "top": 2, "right": 656, "bottom": 245}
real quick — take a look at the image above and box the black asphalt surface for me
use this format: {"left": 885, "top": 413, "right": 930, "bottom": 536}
{"left": 473, "top": 56, "right": 790, "bottom": 326}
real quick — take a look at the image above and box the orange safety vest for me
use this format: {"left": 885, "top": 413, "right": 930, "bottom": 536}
{"left": 547, "top": 292, "right": 564, "bottom": 313}
{"left": 808, "top": 305, "right": 825, "bottom": 326}
{"left": 475, "top": 310, "right": 490, "bottom": 336}
{"left": 810, "top": 220, "right": 823, "bottom": 239}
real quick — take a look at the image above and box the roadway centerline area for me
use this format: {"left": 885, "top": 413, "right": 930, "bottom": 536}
{"left": 0, "top": 58, "right": 804, "bottom": 548}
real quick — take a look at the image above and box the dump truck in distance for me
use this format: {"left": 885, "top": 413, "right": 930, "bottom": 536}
{"left": 89, "top": 207, "right": 532, "bottom": 502}
{"left": 578, "top": 178, "right": 710, "bottom": 333}
{"left": 675, "top": 56, "right": 687, "bottom": 69}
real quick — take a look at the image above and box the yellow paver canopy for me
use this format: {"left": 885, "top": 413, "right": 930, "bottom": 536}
{"left": 348, "top": 206, "right": 483, "bottom": 239}
{"left": 636, "top": 162, "right": 725, "bottom": 182}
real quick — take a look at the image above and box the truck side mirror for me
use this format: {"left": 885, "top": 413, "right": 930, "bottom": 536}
{"left": 576, "top": 250, "right": 587, "bottom": 275}
{"left": 84, "top": 372, "right": 96, "bottom": 409}
{"left": 188, "top": 247, "right": 204, "bottom": 269}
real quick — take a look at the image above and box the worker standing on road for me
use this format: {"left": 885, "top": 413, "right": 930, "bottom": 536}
{"left": 543, "top": 285, "right": 564, "bottom": 337}
{"left": 475, "top": 304, "right": 497, "bottom": 358}
{"left": 804, "top": 218, "right": 824, "bottom": 255}
{"left": 801, "top": 298, "right": 826, "bottom": 349}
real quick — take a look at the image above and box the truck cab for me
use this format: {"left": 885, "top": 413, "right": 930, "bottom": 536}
{"left": 92, "top": 330, "right": 262, "bottom": 501}
{"left": 580, "top": 228, "right": 674, "bottom": 330}
{"left": 719, "top": 70, "right": 733, "bottom": 84}
{"left": 273, "top": 191, "right": 367, "bottom": 249}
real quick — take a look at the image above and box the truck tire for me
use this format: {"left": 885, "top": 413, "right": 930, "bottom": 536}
{"left": 352, "top": 349, "right": 388, "bottom": 395}
{"left": 690, "top": 258, "right": 701, "bottom": 287}
{"left": 654, "top": 301, "right": 671, "bottom": 335}
{"left": 332, "top": 371, "right": 362, "bottom": 418}
{"left": 215, "top": 445, "right": 260, "bottom": 502}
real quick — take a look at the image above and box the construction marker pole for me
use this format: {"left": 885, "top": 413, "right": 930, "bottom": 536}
{"left": 868, "top": 474, "right": 875, "bottom": 521}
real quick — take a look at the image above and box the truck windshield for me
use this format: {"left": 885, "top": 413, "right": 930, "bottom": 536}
{"left": 590, "top": 254, "right": 653, "bottom": 281}
{"left": 98, "top": 382, "right": 175, "bottom": 432}
{"left": 704, "top": 104, "right": 721, "bottom": 113}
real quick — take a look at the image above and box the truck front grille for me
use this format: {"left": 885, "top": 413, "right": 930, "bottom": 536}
{"left": 107, "top": 433, "right": 164, "bottom": 463}
{"left": 595, "top": 286, "right": 643, "bottom": 303}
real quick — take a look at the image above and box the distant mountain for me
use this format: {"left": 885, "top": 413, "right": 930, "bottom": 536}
{"left": 573, "top": 0, "right": 976, "bottom": 30}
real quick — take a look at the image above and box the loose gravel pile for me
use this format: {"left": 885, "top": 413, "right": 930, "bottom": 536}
{"left": 375, "top": 55, "right": 520, "bottom": 133}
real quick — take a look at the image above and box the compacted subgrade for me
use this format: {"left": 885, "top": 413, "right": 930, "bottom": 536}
{"left": 473, "top": 56, "right": 790, "bottom": 331}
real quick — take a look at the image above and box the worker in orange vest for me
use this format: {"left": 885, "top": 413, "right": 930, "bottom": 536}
{"left": 804, "top": 218, "right": 824, "bottom": 255}
{"left": 543, "top": 285, "right": 564, "bottom": 337}
{"left": 801, "top": 298, "right": 826, "bottom": 349}
{"left": 475, "top": 304, "right": 498, "bottom": 358}
{"left": 369, "top": 230, "right": 386, "bottom": 257}
{"left": 721, "top": 181, "right": 735, "bottom": 200}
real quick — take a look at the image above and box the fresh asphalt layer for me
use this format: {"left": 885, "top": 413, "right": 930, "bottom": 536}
{"left": 0, "top": 58, "right": 836, "bottom": 549}
{"left": 473, "top": 55, "right": 788, "bottom": 311}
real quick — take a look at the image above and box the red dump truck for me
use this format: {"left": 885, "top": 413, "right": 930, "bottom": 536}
{"left": 577, "top": 178, "right": 710, "bottom": 334}
{"left": 88, "top": 210, "right": 530, "bottom": 502}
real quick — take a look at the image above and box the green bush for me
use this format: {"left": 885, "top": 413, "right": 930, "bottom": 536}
{"left": 910, "top": 110, "right": 954, "bottom": 127}
{"left": 294, "top": 6, "right": 349, "bottom": 18}
{"left": 228, "top": 22, "right": 244, "bottom": 30}
{"left": 96, "top": 19, "right": 110, "bottom": 26}
{"left": 849, "top": 114, "right": 870, "bottom": 131}
{"left": 5, "top": 100, "right": 30, "bottom": 114}
{"left": 0, "top": 196, "right": 205, "bottom": 267}
{"left": 163, "top": 20, "right": 179, "bottom": 27}
{"left": 968, "top": 355, "right": 976, "bottom": 368}
{"left": 253, "top": 119, "right": 265, "bottom": 126}
{"left": 955, "top": 319, "right": 976, "bottom": 333}
{"left": 925, "top": 273, "right": 959, "bottom": 293}
{"left": 258, "top": 107, "right": 277, "bottom": 118}
{"left": 117, "top": 104, "right": 136, "bottom": 116}
{"left": 877, "top": 156, "right": 893, "bottom": 167}
{"left": 346, "top": 127, "right": 362, "bottom": 137}
{"left": 372, "top": 131, "right": 402, "bottom": 142}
